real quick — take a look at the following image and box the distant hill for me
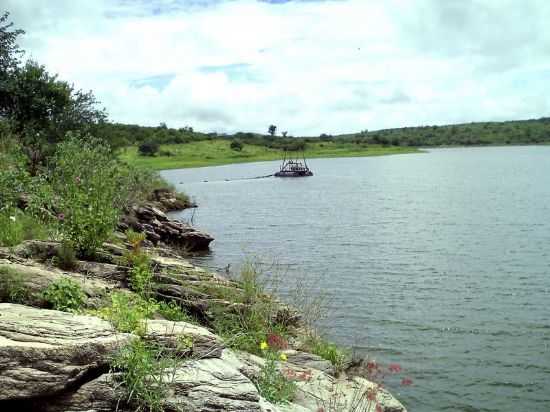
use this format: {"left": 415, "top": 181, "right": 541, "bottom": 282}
{"left": 339, "top": 117, "right": 550, "bottom": 147}
{"left": 101, "top": 117, "right": 550, "bottom": 150}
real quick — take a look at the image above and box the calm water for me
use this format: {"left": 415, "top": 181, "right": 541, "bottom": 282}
{"left": 162, "top": 147, "right": 550, "bottom": 412}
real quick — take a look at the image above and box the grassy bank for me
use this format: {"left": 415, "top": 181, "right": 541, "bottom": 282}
{"left": 120, "top": 139, "right": 420, "bottom": 170}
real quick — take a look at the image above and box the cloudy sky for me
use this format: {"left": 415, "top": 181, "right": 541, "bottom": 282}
{"left": 4, "top": 0, "right": 550, "bottom": 135}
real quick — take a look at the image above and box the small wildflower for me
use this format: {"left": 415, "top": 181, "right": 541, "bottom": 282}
{"left": 375, "top": 405, "right": 383, "bottom": 412}
{"left": 57, "top": 213, "right": 65, "bottom": 221}
{"left": 388, "top": 363, "right": 402, "bottom": 373}
{"left": 366, "top": 387, "right": 377, "bottom": 401}
{"left": 401, "top": 377, "right": 413, "bottom": 386}
{"left": 367, "top": 360, "right": 378, "bottom": 370}
{"left": 267, "top": 333, "right": 288, "bottom": 350}
{"left": 279, "top": 353, "right": 287, "bottom": 361}
{"left": 75, "top": 176, "right": 81, "bottom": 184}
{"left": 9, "top": 215, "right": 16, "bottom": 222}
{"left": 260, "top": 341, "right": 268, "bottom": 351}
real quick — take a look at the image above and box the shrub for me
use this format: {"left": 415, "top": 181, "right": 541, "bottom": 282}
{"left": 96, "top": 292, "right": 158, "bottom": 334}
{"left": 42, "top": 278, "right": 86, "bottom": 312}
{"left": 138, "top": 141, "right": 160, "bottom": 156}
{"left": 111, "top": 339, "right": 171, "bottom": 412}
{"left": 49, "top": 133, "right": 130, "bottom": 257}
{"left": 230, "top": 139, "right": 243, "bottom": 151}
{"left": 0, "top": 266, "right": 28, "bottom": 303}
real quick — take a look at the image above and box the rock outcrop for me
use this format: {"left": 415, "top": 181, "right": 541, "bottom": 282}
{"left": 0, "top": 304, "right": 132, "bottom": 400}
{"left": 0, "top": 242, "right": 407, "bottom": 412}
{"left": 0, "top": 259, "right": 116, "bottom": 308}
{"left": 120, "top": 204, "right": 214, "bottom": 251}
{"left": 149, "top": 187, "right": 195, "bottom": 212}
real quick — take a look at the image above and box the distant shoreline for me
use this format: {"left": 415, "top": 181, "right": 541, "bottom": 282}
{"left": 120, "top": 139, "right": 420, "bottom": 170}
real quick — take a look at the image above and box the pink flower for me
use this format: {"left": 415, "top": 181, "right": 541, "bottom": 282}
{"left": 266, "top": 333, "right": 288, "bottom": 350}
{"left": 366, "top": 388, "right": 377, "bottom": 401}
{"left": 57, "top": 213, "right": 65, "bottom": 221}
{"left": 401, "top": 377, "right": 413, "bottom": 386}
{"left": 388, "top": 363, "right": 402, "bottom": 373}
{"left": 75, "top": 176, "right": 81, "bottom": 184}
{"left": 367, "top": 360, "right": 378, "bottom": 370}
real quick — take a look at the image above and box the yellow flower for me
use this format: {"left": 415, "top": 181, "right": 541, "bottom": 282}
{"left": 279, "top": 353, "right": 288, "bottom": 361}
{"left": 260, "top": 341, "right": 269, "bottom": 350}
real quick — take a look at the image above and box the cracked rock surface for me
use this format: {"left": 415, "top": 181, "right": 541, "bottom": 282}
{"left": 0, "top": 303, "right": 132, "bottom": 400}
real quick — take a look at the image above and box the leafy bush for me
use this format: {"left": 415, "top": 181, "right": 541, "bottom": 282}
{"left": 111, "top": 339, "right": 171, "bottom": 412}
{"left": 138, "top": 141, "right": 160, "bottom": 156}
{"left": 42, "top": 278, "right": 86, "bottom": 312}
{"left": 96, "top": 292, "right": 158, "bottom": 334}
{"left": 0, "top": 266, "right": 29, "bottom": 303}
{"left": 49, "top": 133, "right": 130, "bottom": 257}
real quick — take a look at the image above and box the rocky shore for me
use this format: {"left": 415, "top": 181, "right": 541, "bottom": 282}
{"left": 0, "top": 195, "right": 407, "bottom": 412}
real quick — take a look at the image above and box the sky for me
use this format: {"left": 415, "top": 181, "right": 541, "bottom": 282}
{"left": 4, "top": 0, "right": 550, "bottom": 135}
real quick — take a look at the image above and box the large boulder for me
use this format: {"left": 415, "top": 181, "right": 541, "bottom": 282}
{"left": 0, "top": 304, "right": 133, "bottom": 400}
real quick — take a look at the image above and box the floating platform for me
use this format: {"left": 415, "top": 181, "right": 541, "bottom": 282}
{"left": 274, "top": 158, "right": 313, "bottom": 177}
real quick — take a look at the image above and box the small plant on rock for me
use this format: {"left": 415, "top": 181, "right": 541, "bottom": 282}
{"left": 42, "top": 277, "right": 86, "bottom": 312}
{"left": 52, "top": 241, "right": 78, "bottom": 270}
{"left": 0, "top": 266, "right": 29, "bottom": 304}
{"left": 157, "top": 300, "right": 193, "bottom": 322}
{"left": 124, "top": 230, "right": 154, "bottom": 299}
{"left": 111, "top": 339, "right": 171, "bottom": 412}
{"left": 96, "top": 292, "right": 158, "bottom": 334}
{"left": 254, "top": 338, "right": 297, "bottom": 404}
{"left": 305, "top": 335, "right": 349, "bottom": 375}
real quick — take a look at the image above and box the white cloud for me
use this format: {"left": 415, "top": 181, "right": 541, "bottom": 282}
{"left": 4, "top": 0, "right": 550, "bottom": 135}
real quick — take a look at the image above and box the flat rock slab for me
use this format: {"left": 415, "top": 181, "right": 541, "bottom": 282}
{"left": 165, "top": 357, "right": 261, "bottom": 411}
{"left": 281, "top": 349, "right": 335, "bottom": 375}
{"left": 0, "top": 303, "right": 132, "bottom": 400}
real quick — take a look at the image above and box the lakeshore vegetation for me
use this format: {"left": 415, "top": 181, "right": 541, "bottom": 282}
{"left": 0, "top": 12, "right": 352, "bottom": 409}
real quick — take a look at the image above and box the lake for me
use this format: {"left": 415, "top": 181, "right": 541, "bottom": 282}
{"left": 161, "top": 146, "right": 550, "bottom": 412}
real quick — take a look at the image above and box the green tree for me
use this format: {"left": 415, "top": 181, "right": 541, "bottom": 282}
{"left": 0, "top": 12, "right": 24, "bottom": 119}
{"left": 6, "top": 61, "right": 107, "bottom": 173}
{"left": 268, "top": 125, "right": 277, "bottom": 137}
